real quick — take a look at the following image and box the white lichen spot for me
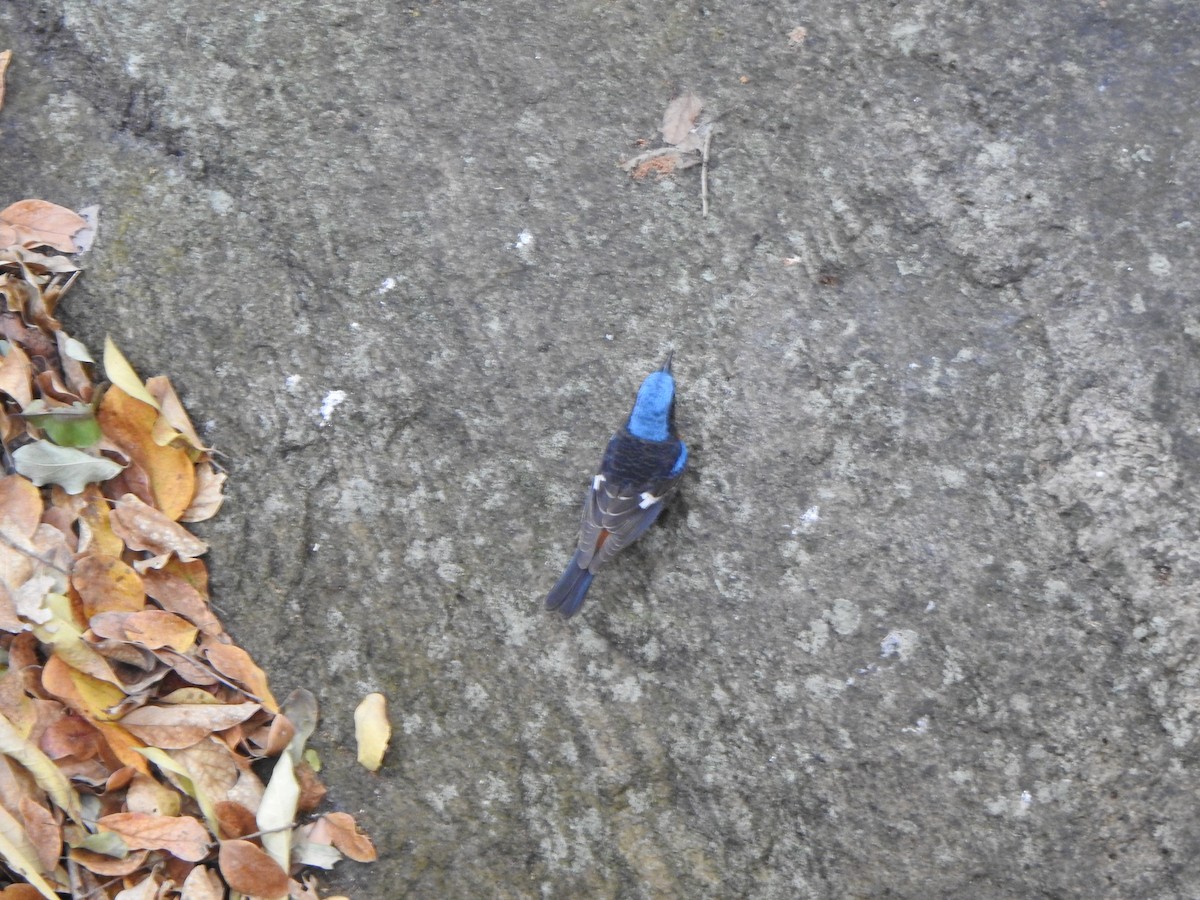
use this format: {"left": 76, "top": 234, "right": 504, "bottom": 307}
{"left": 828, "top": 598, "right": 861, "bottom": 636}
{"left": 1148, "top": 252, "right": 1171, "bottom": 277}
{"left": 514, "top": 229, "right": 535, "bottom": 262}
{"left": 319, "top": 389, "right": 346, "bottom": 424}
{"left": 284, "top": 374, "right": 301, "bottom": 392}
{"left": 424, "top": 784, "right": 459, "bottom": 814}
{"left": 207, "top": 189, "right": 235, "bottom": 215}
{"left": 376, "top": 276, "right": 397, "bottom": 295}
{"left": 804, "top": 674, "right": 846, "bottom": 700}
{"left": 611, "top": 676, "right": 642, "bottom": 703}
{"left": 881, "top": 629, "right": 919, "bottom": 660}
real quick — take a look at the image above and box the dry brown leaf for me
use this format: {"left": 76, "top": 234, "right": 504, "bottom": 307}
{"left": 145, "top": 376, "right": 209, "bottom": 454}
{"left": 204, "top": 642, "right": 278, "bottom": 710}
{"left": 170, "top": 737, "right": 239, "bottom": 822}
{"left": 179, "top": 864, "right": 224, "bottom": 900}
{"left": 0, "top": 50, "right": 12, "bottom": 115}
{"left": 0, "top": 340, "right": 33, "bottom": 409}
{"left": 320, "top": 811, "right": 377, "bottom": 863}
{"left": 96, "top": 811, "right": 210, "bottom": 862}
{"left": 0, "top": 200, "right": 88, "bottom": 253}
{"left": 141, "top": 569, "right": 221, "bottom": 637}
{"left": 0, "top": 473, "right": 43, "bottom": 575}
{"left": 98, "top": 388, "right": 196, "bottom": 521}
{"left": 218, "top": 839, "right": 290, "bottom": 899}
{"left": 294, "top": 759, "right": 328, "bottom": 814}
{"left": 77, "top": 484, "right": 125, "bottom": 558}
{"left": 126, "top": 772, "right": 182, "bottom": 818}
{"left": 180, "top": 462, "right": 226, "bottom": 524}
{"left": 18, "top": 796, "right": 61, "bottom": 874}
{"left": 69, "top": 846, "right": 151, "bottom": 878}
{"left": 121, "top": 609, "right": 199, "bottom": 652}
{"left": 661, "top": 90, "right": 704, "bottom": 145}
{"left": 73, "top": 554, "right": 146, "bottom": 618}
{"left": 110, "top": 869, "right": 164, "bottom": 900}
{"left": 38, "top": 713, "right": 102, "bottom": 761}
{"left": 40, "top": 653, "right": 123, "bottom": 718}
{"left": 213, "top": 800, "right": 258, "bottom": 840}
{"left": 118, "top": 700, "right": 260, "bottom": 749}
{"left": 0, "top": 884, "right": 49, "bottom": 900}
{"left": 109, "top": 493, "right": 208, "bottom": 568}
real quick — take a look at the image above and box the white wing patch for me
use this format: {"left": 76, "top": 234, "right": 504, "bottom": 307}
{"left": 593, "top": 474, "right": 606, "bottom": 491}
{"left": 638, "top": 491, "right": 660, "bottom": 510}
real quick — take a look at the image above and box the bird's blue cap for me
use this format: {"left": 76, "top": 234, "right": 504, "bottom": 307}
{"left": 627, "top": 352, "right": 676, "bottom": 441}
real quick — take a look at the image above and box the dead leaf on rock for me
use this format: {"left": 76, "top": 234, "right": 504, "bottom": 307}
{"left": 661, "top": 90, "right": 704, "bottom": 145}
{"left": 217, "top": 839, "right": 290, "bottom": 899}
{"left": 0, "top": 50, "right": 11, "bottom": 113}
{"left": 180, "top": 462, "right": 226, "bottom": 523}
{"left": 121, "top": 609, "right": 199, "bottom": 652}
{"left": 320, "top": 811, "right": 377, "bottom": 862}
{"left": 0, "top": 200, "right": 89, "bottom": 253}
{"left": 110, "top": 493, "right": 208, "bottom": 569}
{"left": 354, "top": 692, "right": 390, "bottom": 773}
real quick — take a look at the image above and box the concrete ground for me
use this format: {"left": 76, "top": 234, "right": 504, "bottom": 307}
{"left": 3, "top": 1, "right": 1199, "bottom": 896}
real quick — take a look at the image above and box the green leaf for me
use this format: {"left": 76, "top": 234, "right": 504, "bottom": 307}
{"left": 12, "top": 440, "right": 124, "bottom": 494}
{"left": 22, "top": 400, "right": 102, "bottom": 448}
{"left": 71, "top": 830, "right": 130, "bottom": 858}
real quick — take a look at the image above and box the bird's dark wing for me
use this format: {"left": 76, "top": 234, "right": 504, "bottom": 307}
{"left": 575, "top": 471, "right": 681, "bottom": 570}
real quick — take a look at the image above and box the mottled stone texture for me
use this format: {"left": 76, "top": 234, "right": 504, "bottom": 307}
{"left": 3, "top": 1, "right": 1198, "bottom": 896}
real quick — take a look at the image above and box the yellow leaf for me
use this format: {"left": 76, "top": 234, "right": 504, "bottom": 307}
{"left": 98, "top": 388, "right": 194, "bottom": 520}
{"left": 354, "top": 692, "right": 390, "bottom": 772}
{"left": 256, "top": 750, "right": 298, "bottom": 873}
{"left": 0, "top": 825, "right": 61, "bottom": 900}
{"left": 102, "top": 336, "right": 160, "bottom": 410}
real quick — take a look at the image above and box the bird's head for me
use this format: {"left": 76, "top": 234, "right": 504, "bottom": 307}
{"left": 627, "top": 352, "right": 677, "bottom": 442}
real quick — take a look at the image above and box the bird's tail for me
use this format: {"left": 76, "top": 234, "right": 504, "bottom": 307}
{"left": 545, "top": 550, "right": 595, "bottom": 619}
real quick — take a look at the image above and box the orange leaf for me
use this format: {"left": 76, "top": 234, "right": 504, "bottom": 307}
{"left": 217, "top": 839, "right": 289, "bottom": 898}
{"left": 40, "top": 653, "right": 123, "bottom": 719}
{"left": 72, "top": 554, "right": 145, "bottom": 618}
{"left": 38, "top": 713, "right": 102, "bottom": 760}
{"left": 0, "top": 885, "right": 48, "bottom": 900}
{"left": 204, "top": 642, "right": 278, "bottom": 711}
{"left": 98, "top": 388, "right": 195, "bottom": 520}
{"left": 118, "top": 701, "right": 260, "bottom": 749}
{"left": 96, "top": 811, "right": 211, "bottom": 862}
{"left": 0, "top": 200, "right": 88, "bottom": 252}
{"left": 321, "top": 811, "right": 377, "bottom": 862}
{"left": 109, "top": 493, "right": 208, "bottom": 567}
{"left": 121, "top": 609, "right": 199, "bottom": 652}
{"left": 91, "top": 721, "right": 149, "bottom": 773}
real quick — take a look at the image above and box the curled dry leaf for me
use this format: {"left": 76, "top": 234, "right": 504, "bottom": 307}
{"left": 661, "top": 90, "right": 704, "bottom": 145}
{"left": 320, "top": 811, "right": 377, "bottom": 862}
{"left": 109, "top": 493, "right": 208, "bottom": 568}
{"left": 354, "top": 692, "right": 390, "bottom": 773}
{"left": 96, "top": 811, "right": 210, "bottom": 862}
{"left": 179, "top": 864, "right": 225, "bottom": 900}
{"left": 117, "top": 701, "right": 260, "bottom": 750}
{"left": 180, "top": 462, "right": 226, "bottom": 523}
{"left": 217, "top": 839, "right": 290, "bottom": 899}
{"left": 0, "top": 200, "right": 88, "bottom": 253}
{"left": 204, "top": 642, "right": 278, "bottom": 711}
{"left": 0, "top": 49, "right": 11, "bottom": 113}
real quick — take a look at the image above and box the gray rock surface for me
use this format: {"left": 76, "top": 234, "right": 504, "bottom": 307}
{"left": 3, "top": 1, "right": 1199, "bottom": 896}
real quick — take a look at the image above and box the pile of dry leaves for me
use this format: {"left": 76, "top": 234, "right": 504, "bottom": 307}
{"left": 0, "top": 199, "right": 374, "bottom": 899}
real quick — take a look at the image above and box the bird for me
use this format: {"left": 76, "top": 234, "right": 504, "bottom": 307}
{"left": 545, "top": 352, "right": 688, "bottom": 619}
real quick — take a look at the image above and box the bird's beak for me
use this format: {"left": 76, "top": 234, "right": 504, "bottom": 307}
{"left": 660, "top": 350, "right": 674, "bottom": 374}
